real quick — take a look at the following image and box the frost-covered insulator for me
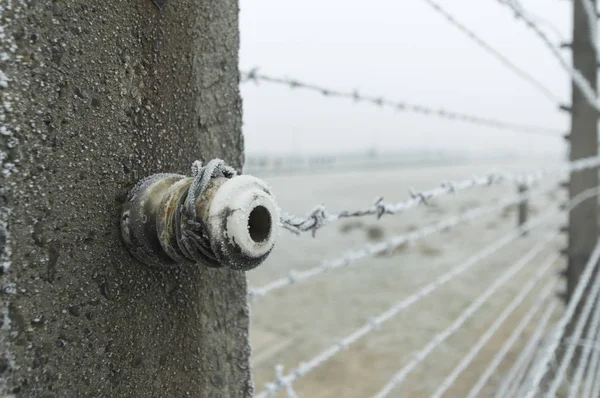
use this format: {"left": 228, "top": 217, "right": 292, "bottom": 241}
{"left": 120, "top": 160, "right": 279, "bottom": 271}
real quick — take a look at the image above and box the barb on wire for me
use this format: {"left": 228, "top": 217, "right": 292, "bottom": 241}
{"left": 433, "top": 268, "right": 559, "bottom": 398}
{"left": 241, "top": 68, "right": 563, "bottom": 136}
{"left": 279, "top": 155, "right": 600, "bottom": 236}
{"left": 253, "top": 209, "right": 555, "bottom": 398}
{"left": 255, "top": 185, "right": 600, "bottom": 398}
{"left": 494, "top": 300, "right": 559, "bottom": 398}
{"left": 420, "top": 0, "right": 561, "bottom": 103}
{"left": 263, "top": 364, "right": 298, "bottom": 398}
{"left": 251, "top": 183, "right": 557, "bottom": 299}
{"left": 465, "top": 279, "right": 558, "bottom": 398}
{"left": 497, "top": 0, "right": 600, "bottom": 112}
{"left": 520, "top": 228, "right": 600, "bottom": 397}
{"left": 372, "top": 237, "right": 558, "bottom": 398}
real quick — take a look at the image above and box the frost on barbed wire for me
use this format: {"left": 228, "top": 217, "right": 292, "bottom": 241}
{"left": 520, "top": 237, "right": 600, "bottom": 397}
{"left": 278, "top": 155, "right": 600, "bottom": 236}
{"left": 494, "top": 299, "right": 558, "bottom": 398}
{"left": 254, "top": 186, "right": 600, "bottom": 398}
{"left": 545, "top": 242, "right": 600, "bottom": 397}
{"left": 250, "top": 183, "right": 557, "bottom": 299}
{"left": 253, "top": 211, "right": 554, "bottom": 398}
{"left": 372, "top": 237, "right": 558, "bottom": 398}
{"left": 420, "top": 0, "right": 561, "bottom": 103}
{"left": 581, "top": 0, "right": 599, "bottom": 61}
{"left": 240, "top": 68, "right": 563, "bottom": 136}
{"left": 582, "top": 318, "right": 600, "bottom": 398}
{"left": 497, "top": 0, "right": 600, "bottom": 112}
{"left": 586, "top": 330, "right": 600, "bottom": 398}
{"left": 432, "top": 264, "right": 559, "bottom": 398}
{"left": 469, "top": 281, "right": 558, "bottom": 398}
{"left": 567, "top": 284, "right": 600, "bottom": 398}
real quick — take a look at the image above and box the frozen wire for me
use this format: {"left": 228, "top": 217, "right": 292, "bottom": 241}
{"left": 581, "top": 0, "right": 599, "bottom": 58}
{"left": 465, "top": 279, "right": 559, "bottom": 398}
{"left": 372, "top": 235, "right": 558, "bottom": 398}
{"left": 265, "top": 364, "right": 298, "bottom": 398}
{"left": 546, "top": 244, "right": 600, "bottom": 397}
{"left": 582, "top": 320, "right": 600, "bottom": 398}
{"left": 568, "top": 284, "right": 600, "bottom": 398}
{"left": 241, "top": 69, "right": 563, "bottom": 136}
{"left": 254, "top": 210, "right": 554, "bottom": 398}
{"left": 521, "top": 7, "right": 567, "bottom": 43}
{"left": 564, "top": 337, "right": 600, "bottom": 353}
{"left": 253, "top": 156, "right": 600, "bottom": 299}
{"left": 520, "top": 218, "right": 600, "bottom": 397}
{"left": 420, "top": 0, "right": 561, "bottom": 103}
{"left": 435, "top": 270, "right": 558, "bottom": 398}
{"left": 592, "top": 377, "right": 600, "bottom": 398}
{"left": 279, "top": 155, "right": 600, "bottom": 236}
{"left": 497, "top": 0, "right": 600, "bottom": 112}
{"left": 494, "top": 299, "right": 559, "bottom": 398}
{"left": 256, "top": 186, "right": 600, "bottom": 398}
{"left": 250, "top": 183, "right": 557, "bottom": 299}
{"left": 592, "top": 353, "right": 600, "bottom": 398}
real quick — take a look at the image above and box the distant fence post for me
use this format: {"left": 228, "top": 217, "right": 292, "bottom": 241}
{"left": 566, "top": 0, "right": 599, "bottom": 371}
{"left": 517, "top": 183, "right": 528, "bottom": 236}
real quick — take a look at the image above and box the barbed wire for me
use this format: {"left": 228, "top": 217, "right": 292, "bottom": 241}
{"left": 433, "top": 268, "right": 559, "bottom": 398}
{"left": 590, "top": 347, "right": 600, "bottom": 398}
{"left": 254, "top": 209, "right": 555, "bottom": 398}
{"left": 563, "top": 337, "right": 600, "bottom": 353}
{"left": 520, "top": 231, "right": 600, "bottom": 397}
{"left": 279, "top": 155, "right": 600, "bottom": 236}
{"left": 568, "top": 280, "right": 600, "bottom": 398}
{"left": 420, "top": 0, "right": 561, "bottom": 103}
{"left": 470, "top": 281, "right": 558, "bottom": 398}
{"left": 494, "top": 300, "right": 559, "bottom": 398}
{"left": 582, "top": 320, "right": 600, "bottom": 398}
{"left": 582, "top": 0, "right": 599, "bottom": 59}
{"left": 255, "top": 185, "right": 600, "bottom": 398}
{"left": 250, "top": 183, "right": 557, "bottom": 299}
{"left": 497, "top": 0, "right": 600, "bottom": 112}
{"left": 372, "top": 236, "right": 558, "bottom": 398}
{"left": 546, "top": 241, "right": 600, "bottom": 397}
{"left": 512, "top": 343, "right": 570, "bottom": 397}
{"left": 240, "top": 69, "right": 564, "bottom": 137}
{"left": 521, "top": 7, "right": 567, "bottom": 43}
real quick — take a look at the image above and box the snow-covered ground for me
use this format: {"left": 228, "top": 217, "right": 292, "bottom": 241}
{"left": 247, "top": 159, "right": 565, "bottom": 398}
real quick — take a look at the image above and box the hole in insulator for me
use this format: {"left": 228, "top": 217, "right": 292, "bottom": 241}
{"left": 248, "top": 205, "right": 272, "bottom": 243}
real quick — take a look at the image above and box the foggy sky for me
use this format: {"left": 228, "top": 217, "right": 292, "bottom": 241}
{"left": 239, "top": 0, "right": 572, "bottom": 156}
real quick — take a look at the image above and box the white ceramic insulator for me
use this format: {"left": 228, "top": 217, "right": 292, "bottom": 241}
{"left": 208, "top": 175, "right": 279, "bottom": 259}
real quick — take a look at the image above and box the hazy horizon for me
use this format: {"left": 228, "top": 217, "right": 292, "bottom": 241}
{"left": 239, "top": 0, "right": 571, "bottom": 157}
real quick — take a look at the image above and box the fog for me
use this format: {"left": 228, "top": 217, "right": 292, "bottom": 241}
{"left": 239, "top": 0, "right": 571, "bottom": 157}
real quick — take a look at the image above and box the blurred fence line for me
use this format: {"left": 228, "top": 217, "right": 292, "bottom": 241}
{"left": 246, "top": 0, "right": 600, "bottom": 397}
{"left": 243, "top": 151, "right": 521, "bottom": 177}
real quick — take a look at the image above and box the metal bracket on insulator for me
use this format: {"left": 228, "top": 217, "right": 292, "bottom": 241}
{"left": 120, "top": 159, "right": 279, "bottom": 271}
